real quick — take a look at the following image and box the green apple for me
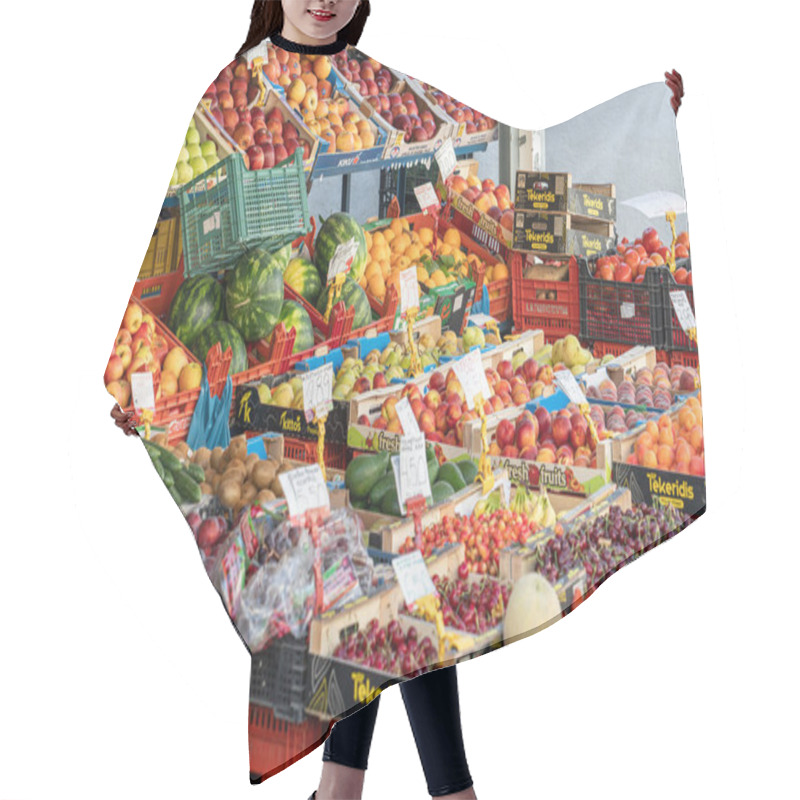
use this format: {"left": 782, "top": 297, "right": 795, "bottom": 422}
{"left": 177, "top": 145, "right": 190, "bottom": 163}
{"left": 200, "top": 140, "right": 217, "bottom": 158}
{"left": 204, "top": 154, "right": 219, "bottom": 169}
{"left": 186, "top": 127, "right": 201, "bottom": 146}
{"left": 190, "top": 156, "right": 209, "bottom": 177}
{"left": 462, "top": 325, "right": 486, "bottom": 351}
{"left": 169, "top": 167, "right": 179, "bottom": 187}
{"left": 187, "top": 143, "right": 202, "bottom": 160}
{"left": 176, "top": 162, "right": 194, "bottom": 184}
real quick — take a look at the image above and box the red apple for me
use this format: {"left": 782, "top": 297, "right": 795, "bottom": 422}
{"left": 425, "top": 389, "right": 442, "bottom": 410}
{"left": 552, "top": 416, "right": 572, "bottom": 447}
{"left": 496, "top": 418, "right": 516, "bottom": 450}
{"left": 104, "top": 354, "right": 124, "bottom": 385}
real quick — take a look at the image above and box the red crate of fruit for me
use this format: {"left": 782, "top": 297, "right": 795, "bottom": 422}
{"left": 592, "top": 340, "right": 669, "bottom": 365}
{"left": 249, "top": 703, "right": 330, "bottom": 783}
{"left": 662, "top": 264, "right": 698, "bottom": 355}
{"left": 284, "top": 436, "right": 349, "bottom": 471}
{"left": 511, "top": 251, "right": 580, "bottom": 341}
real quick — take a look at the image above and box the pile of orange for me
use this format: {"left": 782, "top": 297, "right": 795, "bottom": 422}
{"left": 360, "top": 220, "right": 492, "bottom": 304}
{"left": 627, "top": 394, "right": 704, "bottom": 476}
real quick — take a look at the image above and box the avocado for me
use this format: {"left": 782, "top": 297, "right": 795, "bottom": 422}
{"left": 431, "top": 481, "right": 455, "bottom": 505}
{"left": 438, "top": 462, "right": 467, "bottom": 493}
{"left": 456, "top": 459, "right": 479, "bottom": 484}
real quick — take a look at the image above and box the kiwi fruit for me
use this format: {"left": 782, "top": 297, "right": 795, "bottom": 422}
{"left": 252, "top": 460, "right": 277, "bottom": 490}
{"left": 218, "top": 479, "right": 241, "bottom": 509}
{"left": 245, "top": 452, "right": 260, "bottom": 476}
{"left": 192, "top": 447, "right": 212, "bottom": 469}
{"left": 256, "top": 489, "right": 276, "bottom": 504}
{"left": 240, "top": 481, "right": 257, "bottom": 506}
{"left": 222, "top": 467, "right": 246, "bottom": 486}
{"left": 200, "top": 482, "right": 213, "bottom": 496}
{"left": 210, "top": 447, "right": 225, "bottom": 471}
{"left": 228, "top": 438, "right": 247, "bottom": 464}
{"left": 174, "top": 441, "right": 190, "bottom": 460}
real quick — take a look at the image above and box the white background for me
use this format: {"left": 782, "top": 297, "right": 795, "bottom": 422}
{"left": 1, "top": 1, "right": 797, "bottom": 798}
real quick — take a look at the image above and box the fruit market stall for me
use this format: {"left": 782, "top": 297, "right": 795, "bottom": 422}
{"left": 107, "top": 70, "right": 705, "bottom": 782}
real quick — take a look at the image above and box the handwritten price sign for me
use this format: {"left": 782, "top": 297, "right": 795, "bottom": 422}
{"left": 453, "top": 349, "right": 492, "bottom": 410}
{"left": 395, "top": 397, "right": 420, "bottom": 436}
{"left": 131, "top": 371, "right": 155, "bottom": 413}
{"left": 670, "top": 290, "right": 697, "bottom": 333}
{"left": 392, "top": 549, "right": 437, "bottom": 607}
{"left": 434, "top": 139, "right": 457, "bottom": 181}
{"left": 554, "top": 370, "right": 587, "bottom": 405}
{"left": 301, "top": 362, "right": 334, "bottom": 421}
{"left": 399, "top": 267, "right": 420, "bottom": 314}
{"left": 327, "top": 237, "right": 360, "bottom": 282}
{"left": 391, "top": 434, "right": 432, "bottom": 513}
{"left": 414, "top": 181, "right": 440, "bottom": 212}
{"left": 279, "top": 465, "right": 330, "bottom": 518}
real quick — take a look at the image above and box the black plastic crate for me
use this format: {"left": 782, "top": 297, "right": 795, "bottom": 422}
{"left": 661, "top": 260, "right": 698, "bottom": 355}
{"left": 250, "top": 634, "right": 309, "bottom": 724}
{"left": 578, "top": 256, "right": 666, "bottom": 348}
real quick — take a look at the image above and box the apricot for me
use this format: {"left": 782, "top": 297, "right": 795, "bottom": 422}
{"left": 641, "top": 450, "right": 658, "bottom": 469}
{"left": 689, "top": 455, "right": 705, "bottom": 476}
{"left": 678, "top": 407, "right": 697, "bottom": 431}
{"left": 688, "top": 424, "right": 704, "bottom": 453}
{"left": 658, "top": 426, "right": 674, "bottom": 447}
{"left": 645, "top": 420, "right": 659, "bottom": 440}
{"left": 657, "top": 445, "right": 675, "bottom": 469}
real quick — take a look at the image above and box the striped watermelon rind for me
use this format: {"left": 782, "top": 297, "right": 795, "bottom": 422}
{"left": 191, "top": 321, "right": 248, "bottom": 375}
{"left": 277, "top": 300, "right": 315, "bottom": 354}
{"left": 224, "top": 248, "right": 285, "bottom": 342}
{"left": 316, "top": 277, "right": 372, "bottom": 330}
{"left": 313, "top": 213, "right": 368, "bottom": 284}
{"left": 285, "top": 257, "right": 323, "bottom": 305}
{"left": 167, "top": 275, "right": 223, "bottom": 347}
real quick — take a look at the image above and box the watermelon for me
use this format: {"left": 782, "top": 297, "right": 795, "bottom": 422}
{"left": 316, "top": 277, "right": 372, "bottom": 330}
{"left": 277, "top": 300, "right": 314, "bottom": 354}
{"left": 191, "top": 321, "right": 248, "bottom": 375}
{"left": 313, "top": 212, "right": 368, "bottom": 284}
{"left": 224, "top": 248, "right": 284, "bottom": 342}
{"left": 284, "top": 257, "right": 322, "bottom": 305}
{"left": 167, "top": 275, "right": 223, "bottom": 347}
{"left": 273, "top": 243, "right": 293, "bottom": 272}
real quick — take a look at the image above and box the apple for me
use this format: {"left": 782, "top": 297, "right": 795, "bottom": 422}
{"left": 501, "top": 444, "right": 519, "bottom": 459}
{"left": 552, "top": 416, "right": 572, "bottom": 447}
{"left": 446, "top": 402, "right": 462, "bottom": 427}
{"left": 121, "top": 302, "right": 142, "bottom": 333}
{"left": 425, "top": 389, "right": 442, "bottom": 410}
{"left": 115, "top": 329, "right": 132, "bottom": 348}
{"left": 418, "top": 408, "right": 436, "bottom": 434}
{"left": 115, "top": 343, "right": 133, "bottom": 370}
{"left": 569, "top": 413, "right": 588, "bottom": 449}
{"left": 246, "top": 145, "right": 264, "bottom": 170}
{"left": 105, "top": 379, "right": 131, "bottom": 408}
{"left": 496, "top": 418, "right": 516, "bottom": 450}
{"left": 105, "top": 354, "right": 124, "bottom": 385}
{"left": 381, "top": 395, "right": 399, "bottom": 421}
{"left": 434, "top": 404, "right": 449, "bottom": 434}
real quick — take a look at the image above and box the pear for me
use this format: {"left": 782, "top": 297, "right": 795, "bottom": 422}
{"left": 571, "top": 364, "right": 585, "bottom": 376}
{"left": 600, "top": 354, "right": 616, "bottom": 366}
{"left": 384, "top": 350, "right": 401, "bottom": 368}
{"left": 420, "top": 352, "right": 436, "bottom": 368}
{"left": 340, "top": 357, "right": 358, "bottom": 371}
{"left": 289, "top": 376, "right": 304, "bottom": 397}
{"left": 364, "top": 351, "right": 380, "bottom": 366}
{"left": 332, "top": 383, "right": 350, "bottom": 401}
{"left": 576, "top": 347, "right": 593, "bottom": 366}
{"left": 385, "top": 365, "right": 404, "bottom": 382}
{"left": 551, "top": 339, "right": 564, "bottom": 367}
{"left": 511, "top": 349, "right": 527, "bottom": 373}
{"left": 400, "top": 354, "right": 412, "bottom": 370}
{"left": 533, "top": 344, "right": 553, "bottom": 364}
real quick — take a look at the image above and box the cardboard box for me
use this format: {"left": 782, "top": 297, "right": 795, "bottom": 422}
{"left": 514, "top": 172, "right": 616, "bottom": 222}
{"left": 449, "top": 190, "right": 513, "bottom": 255}
{"left": 512, "top": 210, "right": 616, "bottom": 258}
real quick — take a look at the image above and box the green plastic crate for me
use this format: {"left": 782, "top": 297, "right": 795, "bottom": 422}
{"left": 178, "top": 149, "right": 311, "bottom": 277}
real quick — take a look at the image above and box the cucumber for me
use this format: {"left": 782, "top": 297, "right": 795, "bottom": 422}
{"left": 368, "top": 473, "right": 397, "bottom": 510}
{"left": 168, "top": 485, "right": 184, "bottom": 505}
{"left": 187, "top": 463, "right": 206, "bottom": 483}
{"left": 143, "top": 440, "right": 184, "bottom": 473}
{"left": 174, "top": 470, "right": 203, "bottom": 504}
{"left": 438, "top": 462, "right": 466, "bottom": 493}
{"left": 456, "top": 459, "right": 479, "bottom": 484}
{"left": 150, "top": 457, "right": 167, "bottom": 483}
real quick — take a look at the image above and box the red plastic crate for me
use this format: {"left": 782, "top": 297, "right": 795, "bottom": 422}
{"left": 132, "top": 267, "right": 184, "bottom": 320}
{"left": 667, "top": 349, "right": 700, "bottom": 369}
{"left": 487, "top": 277, "right": 512, "bottom": 322}
{"left": 592, "top": 340, "right": 670, "bottom": 364}
{"left": 284, "top": 436, "right": 349, "bottom": 471}
{"left": 662, "top": 267, "right": 698, "bottom": 356}
{"left": 511, "top": 251, "right": 580, "bottom": 341}
{"left": 248, "top": 703, "right": 330, "bottom": 783}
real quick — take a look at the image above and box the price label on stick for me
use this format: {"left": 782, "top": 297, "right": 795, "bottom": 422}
{"left": 279, "top": 465, "right": 330, "bottom": 518}
{"left": 399, "top": 267, "right": 420, "bottom": 314}
{"left": 391, "top": 435, "right": 432, "bottom": 513}
{"left": 434, "top": 139, "right": 457, "bottom": 181}
{"left": 467, "top": 313, "right": 498, "bottom": 329}
{"left": 327, "top": 237, "right": 360, "bottom": 282}
{"left": 131, "top": 371, "right": 155, "bottom": 413}
{"left": 392, "top": 549, "right": 437, "bottom": 607}
{"left": 301, "top": 362, "right": 334, "bottom": 422}
{"left": 670, "top": 290, "right": 697, "bottom": 333}
{"left": 554, "top": 370, "right": 587, "bottom": 405}
{"left": 620, "top": 302, "right": 635, "bottom": 320}
{"left": 453, "top": 349, "right": 492, "bottom": 410}
{"left": 395, "top": 397, "right": 420, "bottom": 436}
{"left": 414, "top": 181, "right": 440, "bottom": 212}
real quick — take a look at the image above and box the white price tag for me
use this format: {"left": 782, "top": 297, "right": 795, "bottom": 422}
{"left": 452, "top": 349, "right": 492, "bottom": 410}
{"left": 414, "top": 181, "right": 440, "bottom": 211}
{"left": 670, "top": 290, "right": 697, "bottom": 333}
{"left": 434, "top": 139, "right": 457, "bottom": 181}
{"left": 131, "top": 371, "right": 155, "bottom": 413}
{"left": 467, "top": 313, "right": 497, "bottom": 328}
{"left": 392, "top": 549, "right": 437, "bottom": 606}
{"left": 202, "top": 211, "right": 221, "bottom": 236}
{"left": 399, "top": 267, "right": 420, "bottom": 314}
{"left": 391, "top": 435, "right": 432, "bottom": 512}
{"left": 620, "top": 302, "right": 636, "bottom": 319}
{"left": 327, "top": 237, "right": 360, "bottom": 282}
{"left": 279, "top": 465, "right": 330, "bottom": 517}
{"left": 554, "top": 370, "right": 587, "bottom": 405}
{"left": 301, "top": 362, "right": 334, "bottom": 421}
{"left": 395, "top": 397, "right": 420, "bottom": 436}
